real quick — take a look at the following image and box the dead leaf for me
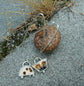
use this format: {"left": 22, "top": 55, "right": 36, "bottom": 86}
{"left": 28, "top": 24, "right": 38, "bottom": 32}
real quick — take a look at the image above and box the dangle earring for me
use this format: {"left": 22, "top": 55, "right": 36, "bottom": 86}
{"left": 32, "top": 57, "right": 47, "bottom": 73}
{"left": 19, "top": 61, "right": 34, "bottom": 78}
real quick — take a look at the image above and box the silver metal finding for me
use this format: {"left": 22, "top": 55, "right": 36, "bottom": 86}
{"left": 36, "top": 13, "right": 46, "bottom": 25}
{"left": 34, "top": 57, "right": 41, "bottom": 63}
{"left": 22, "top": 61, "right": 30, "bottom": 67}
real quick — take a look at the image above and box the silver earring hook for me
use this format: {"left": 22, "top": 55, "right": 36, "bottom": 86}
{"left": 22, "top": 60, "right": 30, "bottom": 66}
{"left": 34, "top": 57, "right": 41, "bottom": 63}
{"left": 35, "top": 13, "right": 46, "bottom": 25}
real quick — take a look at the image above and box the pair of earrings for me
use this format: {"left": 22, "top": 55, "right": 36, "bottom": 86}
{"left": 19, "top": 57, "right": 47, "bottom": 78}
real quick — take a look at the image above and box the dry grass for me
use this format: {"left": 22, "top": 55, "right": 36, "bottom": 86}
{"left": 19, "top": 0, "right": 69, "bottom": 20}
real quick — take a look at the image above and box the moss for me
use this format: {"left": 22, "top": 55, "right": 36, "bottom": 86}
{"left": 0, "top": 20, "right": 30, "bottom": 61}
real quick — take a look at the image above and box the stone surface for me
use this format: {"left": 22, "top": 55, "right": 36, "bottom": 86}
{"left": 0, "top": 0, "right": 84, "bottom": 86}
{"left": 34, "top": 25, "right": 61, "bottom": 52}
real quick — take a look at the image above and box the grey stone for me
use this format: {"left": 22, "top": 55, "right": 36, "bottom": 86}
{"left": 0, "top": 0, "right": 84, "bottom": 86}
